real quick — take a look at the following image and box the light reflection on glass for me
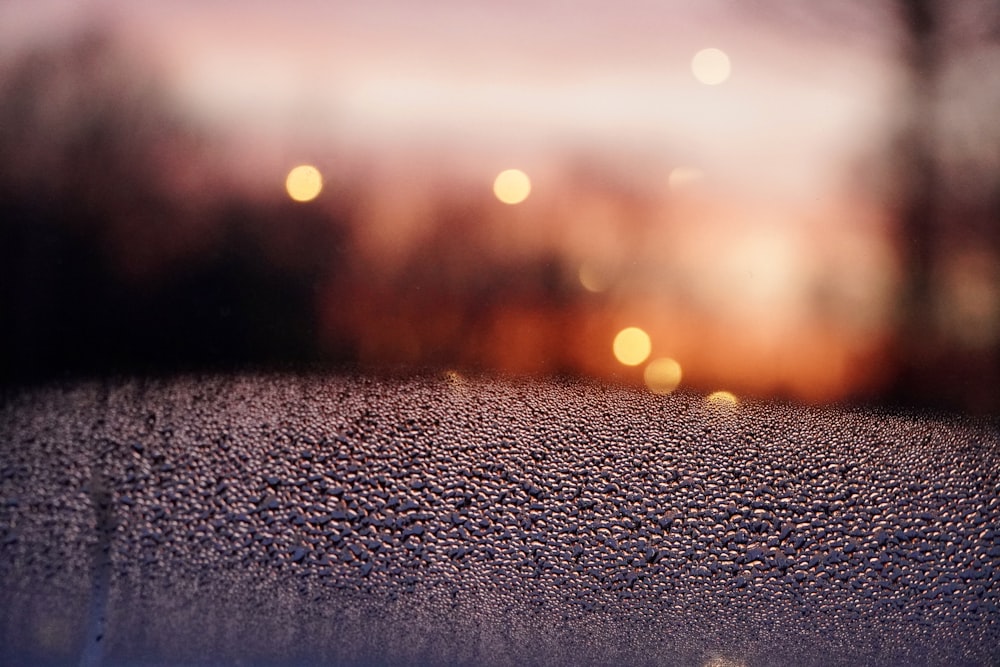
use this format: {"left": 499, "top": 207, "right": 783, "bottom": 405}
{"left": 702, "top": 657, "right": 747, "bottom": 667}
{"left": 706, "top": 390, "right": 738, "bottom": 408}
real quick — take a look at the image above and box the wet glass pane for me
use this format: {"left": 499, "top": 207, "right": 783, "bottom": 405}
{"left": 1, "top": 2, "right": 998, "bottom": 665}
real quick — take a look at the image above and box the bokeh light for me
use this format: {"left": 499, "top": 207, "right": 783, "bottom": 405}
{"left": 493, "top": 168, "right": 532, "bottom": 204}
{"left": 691, "top": 48, "right": 731, "bottom": 85}
{"left": 644, "top": 357, "right": 682, "bottom": 394}
{"left": 706, "top": 390, "right": 739, "bottom": 408}
{"left": 285, "top": 165, "right": 323, "bottom": 202}
{"left": 613, "top": 327, "right": 652, "bottom": 366}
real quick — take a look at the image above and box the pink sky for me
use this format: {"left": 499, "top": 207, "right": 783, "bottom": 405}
{"left": 0, "top": 0, "right": 904, "bottom": 199}
{"left": 0, "top": 0, "right": 921, "bottom": 401}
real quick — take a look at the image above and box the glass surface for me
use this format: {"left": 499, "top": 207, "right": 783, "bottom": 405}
{"left": 1, "top": 2, "right": 998, "bottom": 665}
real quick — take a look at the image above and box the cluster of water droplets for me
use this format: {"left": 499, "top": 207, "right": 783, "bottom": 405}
{"left": 1, "top": 374, "right": 998, "bottom": 666}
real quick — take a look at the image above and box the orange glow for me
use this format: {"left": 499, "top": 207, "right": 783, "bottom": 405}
{"left": 644, "top": 357, "right": 682, "bottom": 394}
{"left": 613, "top": 327, "right": 651, "bottom": 366}
{"left": 706, "top": 390, "right": 739, "bottom": 407}
{"left": 285, "top": 165, "right": 323, "bottom": 202}
{"left": 691, "top": 48, "right": 731, "bottom": 85}
{"left": 493, "top": 169, "right": 531, "bottom": 204}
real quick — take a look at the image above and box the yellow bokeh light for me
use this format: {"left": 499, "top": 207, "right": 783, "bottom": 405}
{"left": 668, "top": 166, "right": 705, "bottom": 190}
{"left": 285, "top": 165, "right": 323, "bottom": 202}
{"left": 613, "top": 327, "right": 652, "bottom": 366}
{"left": 692, "top": 48, "right": 731, "bottom": 85}
{"left": 644, "top": 357, "right": 682, "bottom": 394}
{"left": 706, "top": 390, "right": 739, "bottom": 408}
{"left": 493, "top": 168, "right": 532, "bottom": 205}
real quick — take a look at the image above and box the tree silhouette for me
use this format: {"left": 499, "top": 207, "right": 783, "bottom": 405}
{"left": 889, "top": 0, "right": 1000, "bottom": 411}
{"left": 0, "top": 32, "right": 341, "bottom": 383}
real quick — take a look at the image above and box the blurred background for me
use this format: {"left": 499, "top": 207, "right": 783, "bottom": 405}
{"left": 1, "top": 0, "right": 998, "bottom": 412}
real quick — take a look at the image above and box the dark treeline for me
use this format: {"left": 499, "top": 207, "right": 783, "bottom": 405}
{"left": 0, "top": 33, "right": 347, "bottom": 382}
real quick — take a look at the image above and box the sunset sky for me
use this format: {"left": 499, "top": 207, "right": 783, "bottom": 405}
{"left": 2, "top": 1, "right": 997, "bottom": 407}
{"left": 1, "top": 0, "right": 903, "bottom": 193}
